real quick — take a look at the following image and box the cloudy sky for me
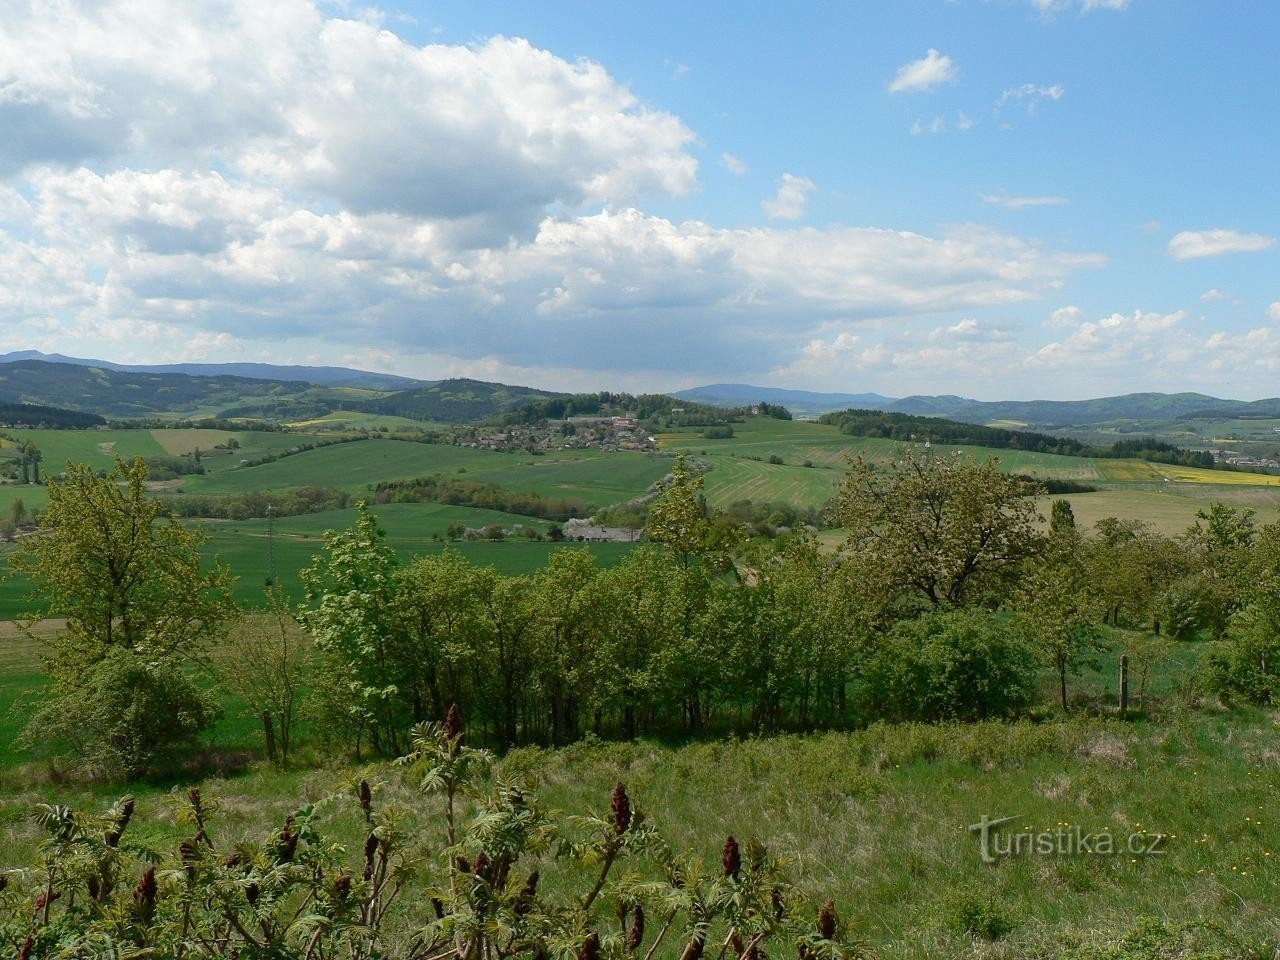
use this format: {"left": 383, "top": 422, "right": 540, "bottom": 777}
{"left": 2, "top": 0, "right": 1278, "bottom": 399}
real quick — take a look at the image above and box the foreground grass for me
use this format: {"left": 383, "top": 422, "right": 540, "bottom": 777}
{"left": 0, "top": 713, "right": 1275, "bottom": 958}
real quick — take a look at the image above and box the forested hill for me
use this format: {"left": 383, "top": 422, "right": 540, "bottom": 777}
{"left": 681, "top": 382, "right": 1280, "bottom": 426}
{"left": 0, "top": 401, "right": 106, "bottom": 428}
{"left": 355, "top": 379, "right": 566, "bottom": 422}
{"left": 0, "top": 362, "right": 559, "bottom": 422}
{"left": 886, "top": 391, "right": 1280, "bottom": 426}
{"left": 0, "top": 360, "right": 320, "bottom": 418}
{"left": 0, "top": 350, "right": 423, "bottom": 390}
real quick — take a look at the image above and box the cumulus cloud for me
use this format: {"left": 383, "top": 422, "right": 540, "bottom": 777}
{"left": 1270, "top": 302, "right": 1280, "bottom": 322}
{"left": 721, "top": 152, "right": 748, "bottom": 175}
{"left": 1201, "top": 288, "right": 1231, "bottom": 303}
{"left": 1168, "top": 229, "right": 1277, "bottom": 261}
{"left": 0, "top": 3, "right": 697, "bottom": 241}
{"left": 0, "top": 0, "right": 1117, "bottom": 389}
{"left": 1047, "top": 305, "right": 1082, "bottom": 328}
{"left": 761, "top": 174, "right": 816, "bottom": 220}
{"left": 1031, "top": 310, "right": 1187, "bottom": 367}
{"left": 889, "top": 49, "right": 958, "bottom": 93}
{"left": 982, "top": 192, "right": 1069, "bottom": 209}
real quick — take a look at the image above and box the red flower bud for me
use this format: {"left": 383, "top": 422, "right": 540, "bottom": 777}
{"left": 722, "top": 836, "right": 741, "bottom": 879}
{"left": 358, "top": 780, "right": 373, "bottom": 822}
{"left": 578, "top": 932, "right": 602, "bottom": 960}
{"left": 612, "top": 783, "right": 632, "bottom": 834}
{"left": 628, "top": 903, "right": 646, "bottom": 952}
{"left": 133, "top": 866, "right": 157, "bottom": 918}
{"left": 818, "top": 899, "right": 837, "bottom": 941}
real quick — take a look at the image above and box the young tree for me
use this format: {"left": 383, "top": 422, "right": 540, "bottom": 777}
{"left": 9, "top": 457, "right": 236, "bottom": 777}
{"left": 530, "top": 548, "right": 609, "bottom": 743}
{"left": 391, "top": 548, "right": 482, "bottom": 725}
{"left": 299, "top": 502, "right": 406, "bottom": 757}
{"left": 1016, "top": 525, "right": 1104, "bottom": 712}
{"left": 645, "top": 454, "right": 714, "bottom": 569}
{"left": 832, "top": 449, "right": 1042, "bottom": 608}
{"left": 213, "top": 588, "right": 311, "bottom": 766}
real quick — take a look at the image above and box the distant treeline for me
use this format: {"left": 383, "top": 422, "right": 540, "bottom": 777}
{"left": 498, "top": 392, "right": 792, "bottom": 427}
{"left": 143, "top": 455, "right": 206, "bottom": 480}
{"left": 374, "top": 473, "right": 596, "bottom": 521}
{"left": 819, "top": 409, "right": 1219, "bottom": 469}
{"left": 0, "top": 402, "right": 105, "bottom": 429}
{"left": 234, "top": 434, "right": 365, "bottom": 469}
{"left": 160, "top": 485, "right": 353, "bottom": 520}
{"left": 111, "top": 416, "right": 287, "bottom": 432}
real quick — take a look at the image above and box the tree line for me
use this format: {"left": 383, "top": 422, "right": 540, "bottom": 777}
{"left": 10, "top": 449, "right": 1280, "bottom": 780}
{"left": 819, "top": 409, "right": 1220, "bottom": 469}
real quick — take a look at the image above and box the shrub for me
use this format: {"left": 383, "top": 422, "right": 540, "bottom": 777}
{"left": 1203, "top": 605, "right": 1280, "bottom": 704}
{"left": 21, "top": 648, "right": 220, "bottom": 779}
{"left": 946, "top": 888, "right": 1017, "bottom": 941}
{"left": 856, "top": 610, "right": 1038, "bottom": 722}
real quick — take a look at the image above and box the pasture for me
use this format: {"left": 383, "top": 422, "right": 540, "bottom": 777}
{"left": 180, "top": 438, "right": 671, "bottom": 507}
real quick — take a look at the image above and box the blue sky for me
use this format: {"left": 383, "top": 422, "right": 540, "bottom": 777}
{"left": 0, "top": 0, "right": 1277, "bottom": 398}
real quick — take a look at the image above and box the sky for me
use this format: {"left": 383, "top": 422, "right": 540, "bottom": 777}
{"left": 1, "top": 0, "right": 1278, "bottom": 400}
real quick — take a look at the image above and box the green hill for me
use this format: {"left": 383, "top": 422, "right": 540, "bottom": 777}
{"left": 0, "top": 360, "right": 323, "bottom": 418}
{"left": 354, "top": 378, "right": 564, "bottom": 422}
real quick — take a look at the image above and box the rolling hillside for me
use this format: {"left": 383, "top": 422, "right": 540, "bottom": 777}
{"left": 0, "top": 350, "right": 423, "bottom": 390}
{"left": 355, "top": 378, "right": 565, "bottom": 422}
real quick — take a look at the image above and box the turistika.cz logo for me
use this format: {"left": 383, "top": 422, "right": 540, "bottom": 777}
{"left": 968, "top": 815, "right": 1169, "bottom": 864}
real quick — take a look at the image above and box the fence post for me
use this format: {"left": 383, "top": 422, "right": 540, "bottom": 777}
{"left": 1119, "top": 655, "right": 1130, "bottom": 719}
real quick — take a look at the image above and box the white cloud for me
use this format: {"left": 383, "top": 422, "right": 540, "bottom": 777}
{"left": 721, "top": 152, "right": 748, "bottom": 176}
{"left": 1047, "top": 305, "right": 1082, "bottom": 327}
{"left": 982, "top": 192, "right": 1069, "bottom": 209}
{"left": 0, "top": 4, "right": 697, "bottom": 241}
{"left": 1169, "top": 229, "right": 1277, "bottom": 261}
{"left": 0, "top": 0, "right": 1119, "bottom": 389}
{"left": 1270, "top": 302, "right": 1280, "bottom": 322}
{"left": 911, "top": 116, "right": 947, "bottom": 135}
{"left": 1031, "top": 310, "right": 1187, "bottom": 367}
{"left": 889, "top": 49, "right": 958, "bottom": 94}
{"left": 1033, "top": 0, "right": 1130, "bottom": 15}
{"left": 761, "top": 174, "right": 816, "bottom": 220}
{"left": 1201, "top": 288, "right": 1231, "bottom": 303}
{"left": 998, "top": 84, "right": 1066, "bottom": 114}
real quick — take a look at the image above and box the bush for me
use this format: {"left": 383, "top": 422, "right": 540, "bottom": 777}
{"left": 856, "top": 610, "right": 1038, "bottom": 722}
{"left": 1203, "top": 605, "right": 1280, "bottom": 704}
{"left": 21, "top": 648, "right": 220, "bottom": 779}
{"left": 1154, "top": 575, "right": 1216, "bottom": 640}
{"left": 946, "top": 888, "right": 1017, "bottom": 941}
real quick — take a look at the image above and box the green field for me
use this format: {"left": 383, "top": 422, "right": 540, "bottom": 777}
{"left": 181, "top": 438, "right": 490, "bottom": 494}
{"left": 0, "top": 427, "right": 305, "bottom": 475}
{"left": 0, "top": 501, "right": 640, "bottom": 619}
{"left": 181, "top": 438, "right": 671, "bottom": 507}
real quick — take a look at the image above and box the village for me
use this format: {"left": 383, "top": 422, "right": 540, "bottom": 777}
{"left": 456, "top": 413, "right": 660, "bottom": 453}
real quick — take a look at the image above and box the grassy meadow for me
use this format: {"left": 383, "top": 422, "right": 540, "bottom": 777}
{"left": 0, "top": 618, "right": 1275, "bottom": 957}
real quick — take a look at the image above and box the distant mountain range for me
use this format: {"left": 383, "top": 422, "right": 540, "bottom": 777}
{"left": 0, "top": 357, "right": 561, "bottom": 423}
{"left": 677, "top": 383, "right": 1280, "bottom": 427}
{"left": 0, "top": 350, "right": 424, "bottom": 391}
{"left": 672, "top": 384, "right": 895, "bottom": 416}
{"left": 5, "top": 351, "right": 1280, "bottom": 429}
